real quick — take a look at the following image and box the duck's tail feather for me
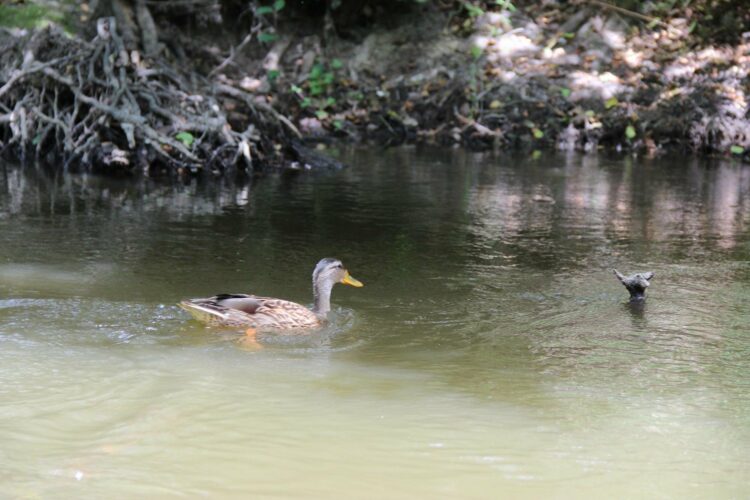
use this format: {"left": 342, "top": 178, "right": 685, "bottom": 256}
{"left": 178, "top": 300, "right": 227, "bottom": 325}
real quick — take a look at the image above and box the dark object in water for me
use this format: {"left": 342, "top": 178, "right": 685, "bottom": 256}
{"left": 613, "top": 269, "right": 655, "bottom": 301}
{"left": 290, "top": 141, "right": 347, "bottom": 170}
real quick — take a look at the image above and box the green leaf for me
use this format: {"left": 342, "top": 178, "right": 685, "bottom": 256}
{"left": 273, "top": 0, "right": 285, "bottom": 11}
{"left": 605, "top": 97, "right": 618, "bottom": 109}
{"left": 31, "top": 133, "right": 42, "bottom": 145}
{"left": 310, "top": 64, "right": 324, "bottom": 79}
{"left": 309, "top": 82, "right": 324, "bottom": 96}
{"left": 532, "top": 128, "right": 544, "bottom": 139}
{"left": 322, "top": 72, "right": 335, "bottom": 85}
{"left": 333, "top": 120, "right": 344, "bottom": 130}
{"left": 256, "top": 6, "right": 273, "bottom": 15}
{"left": 175, "top": 131, "right": 194, "bottom": 147}
{"left": 495, "top": 0, "right": 516, "bottom": 11}
{"left": 464, "top": 3, "right": 484, "bottom": 17}
{"left": 470, "top": 45, "right": 483, "bottom": 59}
{"left": 560, "top": 87, "right": 571, "bottom": 98}
{"left": 331, "top": 58, "right": 343, "bottom": 69}
{"left": 315, "top": 110, "right": 329, "bottom": 120}
{"left": 267, "top": 69, "right": 279, "bottom": 81}
{"left": 300, "top": 97, "right": 312, "bottom": 108}
{"left": 531, "top": 150, "right": 542, "bottom": 159}
{"left": 290, "top": 84, "right": 303, "bottom": 94}
{"left": 625, "top": 124, "right": 636, "bottom": 140}
{"left": 324, "top": 97, "right": 336, "bottom": 108}
{"left": 730, "top": 145, "right": 745, "bottom": 155}
{"left": 258, "top": 32, "right": 277, "bottom": 43}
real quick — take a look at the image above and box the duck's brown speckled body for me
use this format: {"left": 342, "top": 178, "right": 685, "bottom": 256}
{"left": 179, "top": 258, "right": 363, "bottom": 331}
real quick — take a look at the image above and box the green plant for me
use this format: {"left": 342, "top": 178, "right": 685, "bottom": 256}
{"left": 291, "top": 59, "right": 346, "bottom": 122}
{"left": 175, "top": 131, "right": 195, "bottom": 147}
{"left": 605, "top": 97, "right": 619, "bottom": 109}
{"left": 625, "top": 124, "right": 637, "bottom": 140}
{"left": 494, "top": 0, "right": 516, "bottom": 11}
{"left": 463, "top": 2, "right": 485, "bottom": 17}
{"left": 255, "top": 0, "right": 285, "bottom": 45}
{"left": 307, "top": 63, "right": 337, "bottom": 96}
{"left": 256, "top": 0, "right": 285, "bottom": 17}
{"left": 0, "top": 3, "right": 74, "bottom": 32}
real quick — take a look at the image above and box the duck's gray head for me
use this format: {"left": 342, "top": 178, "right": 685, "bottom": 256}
{"left": 613, "top": 269, "right": 654, "bottom": 300}
{"left": 312, "top": 258, "right": 363, "bottom": 289}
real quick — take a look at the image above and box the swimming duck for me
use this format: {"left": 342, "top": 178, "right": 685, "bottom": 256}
{"left": 179, "top": 258, "right": 363, "bottom": 330}
{"left": 613, "top": 269, "right": 654, "bottom": 301}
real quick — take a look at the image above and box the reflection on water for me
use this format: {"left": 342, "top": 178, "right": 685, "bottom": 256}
{"left": 1, "top": 150, "right": 750, "bottom": 497}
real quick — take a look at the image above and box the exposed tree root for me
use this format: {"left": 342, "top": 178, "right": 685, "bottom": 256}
{"left": 2, "top": 0, "right": 748, "bottom": 173}
{"left": 0, "top": 20, "right": 292, "bottom": 174}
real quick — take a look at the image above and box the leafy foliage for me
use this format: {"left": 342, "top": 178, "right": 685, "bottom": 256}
{"left": 625, "top": 125, "right": 637, "bottom": 140}
{"left": 289, "top": 59, "right": 347, "bottom": 125}
{"left": 175, "top": 131, "right": 195, "bottom": 148}
{"left": 0, "top": 3, "right": 73, "bottom": 32}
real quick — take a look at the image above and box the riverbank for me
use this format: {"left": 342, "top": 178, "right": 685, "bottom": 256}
{"left": 1, "top": 1, "right": 748, "bottom": 173}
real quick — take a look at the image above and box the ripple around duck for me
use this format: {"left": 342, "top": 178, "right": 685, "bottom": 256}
{"left": 515, "top": 264, "right": 743, "bottom": 386}
{"left": 245, "top": 306, "right": 366, "bottom": 353}
{"left": 0, "top": 298, "right": 186, "bottom": 348}
{"left": 0, "top": 297, "right": 365, "bottom": 355}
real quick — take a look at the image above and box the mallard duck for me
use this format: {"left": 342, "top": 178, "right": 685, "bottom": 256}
{"left": 178, "top": 258, "right": 363, "bottom": 330}
{"left": 613, "top": 269, "right": 654, "bottom": 301}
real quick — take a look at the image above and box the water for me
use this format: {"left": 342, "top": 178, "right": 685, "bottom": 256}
{"left": 1, "top": 149, "right": 749, "bottom": 498}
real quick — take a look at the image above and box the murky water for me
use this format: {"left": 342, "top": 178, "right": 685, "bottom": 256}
{"left": 1, "top": 149, "right": 749, "bottom": 498}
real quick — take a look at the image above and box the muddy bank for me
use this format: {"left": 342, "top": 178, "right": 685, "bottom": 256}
{"left": 280, "top": 3, "right": 750, "bottom": 157}
{"left": 0, "top": 1, "right": 748, "bottom": 174}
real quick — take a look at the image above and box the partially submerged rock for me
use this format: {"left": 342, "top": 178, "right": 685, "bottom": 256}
{"left": 289, "top": 141, "right": 346, "bottom": 171}
{"left": 613, "top": 269, "right": 655, "bottom": 301}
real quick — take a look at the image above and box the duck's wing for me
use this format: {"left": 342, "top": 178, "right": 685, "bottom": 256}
{"left": 178, "top": 294, "right": 257, "bottom": 327}
{"left": 212, "top": 294, "right": 266, "bottom": 314}
{"left": 179, "top": 294, "right": 320, "bottom": 330}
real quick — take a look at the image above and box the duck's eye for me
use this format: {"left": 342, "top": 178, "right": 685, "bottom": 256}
{"left": 337, "top": 264, "right": 344, "bottom": 269}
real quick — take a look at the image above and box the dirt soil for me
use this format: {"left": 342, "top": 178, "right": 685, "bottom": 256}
{"left": 1, "top": 2, "right": 748, "bottom": 173}
{"left": 255, "top": 3, "right": 749, "bottom": 158}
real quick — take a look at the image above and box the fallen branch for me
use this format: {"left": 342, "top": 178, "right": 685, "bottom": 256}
{"left": 209, "top": 26, "right": 261, "bottom": 77}
{"left": 582, "top": 0, "right": 681, "bottom": 34}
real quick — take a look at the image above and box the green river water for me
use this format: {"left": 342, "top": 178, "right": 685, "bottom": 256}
{"left": 1, "top": 148, "right": 749, "bottom": 498}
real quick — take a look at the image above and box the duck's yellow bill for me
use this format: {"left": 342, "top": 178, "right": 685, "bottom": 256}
{"left": 341, "top": 271, "right": 364, "bottom": 287}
